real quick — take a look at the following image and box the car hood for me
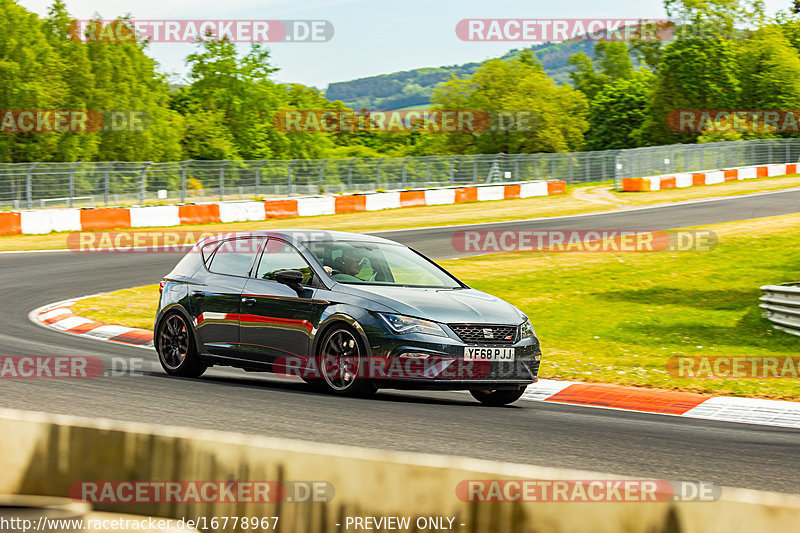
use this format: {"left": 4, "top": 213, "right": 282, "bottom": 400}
{"left": 337, "top": 285, "right": 525, "bottom": 325}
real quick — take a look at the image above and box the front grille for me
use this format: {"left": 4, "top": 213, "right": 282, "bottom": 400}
{"left": 449, "top": 324, "right": 517, "bottom": 345}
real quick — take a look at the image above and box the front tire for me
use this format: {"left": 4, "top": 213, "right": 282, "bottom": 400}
{"left": 316, "top": 326, "right": 376, "bottom": 397}
{"left": 157, "top": 312, "right": 207, "bottom": 378}
{"left": 470, "top": 387, "right": 526, "bottom": 406}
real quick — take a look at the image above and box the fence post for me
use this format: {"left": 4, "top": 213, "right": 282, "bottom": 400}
{"left": 318, "top": 159, "right": 328, "bottom": 193}
{"left": 426, "top": 156, "right": 433, "bottom": 187}
{"left": 219, "top": 160, "right": 230, "bottom": 201}
{"left": 550, "top": 155, "right": 556, "bottom": 180}
{"left": 514, "top": 156, "right": 519, "bottom": 181}
{"left": 26, "top": 162, "right": 39, "bottom": 210}
{"left": 472, "top": 157, "right": 478, "bottom": 184}
{"left": 288, "top": 159, "right": 298, "bottom": 195}
{"left": 139, "top": 162, "right": 152, "bottom": 204}
{"left": 401, "top": 156, "right": 410, "bottom": 188}
{"left": 180, "top": 160, "right": 192, "bottom": 203}
{"left": 68, "top": 162, "right": 80, "bottom": 207}
{"left": 253, "top": 160, "right": 266, "bottom": 197}
{"left": 104, "top": 162, "right": 115, "bottom": 206}
{"left": 347, "top": 158, "right": 356, "bottom": 190}
{"left": 376, "top": 158, "right": 385, "bottom": 190}
{"left": 449, "top": 157, "right": 455, "bottom": 185}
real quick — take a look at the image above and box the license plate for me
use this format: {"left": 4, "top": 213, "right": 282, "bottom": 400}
{"left": 463, "top": 346, "right": 515, "bottom": 361}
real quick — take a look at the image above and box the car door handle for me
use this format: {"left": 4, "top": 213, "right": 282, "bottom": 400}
{"left": 192, "top": 291, "right": 205, "bottom": 298}
{"left": 242, "top": 297, "right": 257, "bottom": 305}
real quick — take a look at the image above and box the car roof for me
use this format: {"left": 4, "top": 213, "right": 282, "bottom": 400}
{"left": 199, "top": 229, "right": 401, "bottom": 247}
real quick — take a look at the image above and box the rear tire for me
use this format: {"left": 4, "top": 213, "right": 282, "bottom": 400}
{"left": 316, "top": 325, "right": 376, "bottom": 397}
{"left": 156, "top": 312, "right": 207, "bottom": 378}
{"left": 470, "top": 387, "right": 526, "bottom": 406}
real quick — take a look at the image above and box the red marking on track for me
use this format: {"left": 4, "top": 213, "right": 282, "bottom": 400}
{"left": 544, "top": 383, "right": 708, "bottom": 415}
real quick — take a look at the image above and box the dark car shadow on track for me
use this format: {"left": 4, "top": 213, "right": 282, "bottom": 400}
{"left": 142, "top": 370, "right": 485, "bottom": 407}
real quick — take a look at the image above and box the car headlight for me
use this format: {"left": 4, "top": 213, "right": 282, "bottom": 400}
{"left": 377, "top": 313, "right": 447, "bottom": 337}
{"left": 520, "top": 318, "right": 535, "bottom": 339}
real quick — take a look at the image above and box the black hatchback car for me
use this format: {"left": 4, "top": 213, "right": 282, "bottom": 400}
{"left": 155, "top": 230, "right": 541, "bottom": 405}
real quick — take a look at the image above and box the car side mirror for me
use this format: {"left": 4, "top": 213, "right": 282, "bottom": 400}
{"left": 274, "top": 269, "right": 304, "bottom": 290}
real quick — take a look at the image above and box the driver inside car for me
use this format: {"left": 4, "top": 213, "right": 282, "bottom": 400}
{"left": 328, "top": 249, "right": 367, "bottom": 281}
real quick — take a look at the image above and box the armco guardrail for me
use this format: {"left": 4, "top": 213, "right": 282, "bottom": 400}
{"left": 2, "top": 138, "right": 800, "bottom": 209}
{"left": 760, "top": 282, "right": 800, "bottom": 337}
{"left": 0, "top": 180, "right": 567, "bottom": 236}
{"left": 2, "top": 408, "right": 800, "bottom": 533}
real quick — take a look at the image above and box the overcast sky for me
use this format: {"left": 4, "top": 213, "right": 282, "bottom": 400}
{"left": 17, "top": 0, "right": 795, "bottom": 90}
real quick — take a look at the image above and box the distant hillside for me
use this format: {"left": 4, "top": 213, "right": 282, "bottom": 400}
{"left": 325, "top": 40, "right": 596, "bottom": 110}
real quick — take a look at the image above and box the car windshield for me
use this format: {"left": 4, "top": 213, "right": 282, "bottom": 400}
{"left": 306, "top": 240, "right": 462, "bottom": 288}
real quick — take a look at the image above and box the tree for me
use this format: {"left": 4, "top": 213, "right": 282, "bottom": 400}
{"left": 585, "top": 71, "right": 654, "bottom": 150}
{"left": 568, "top": 41, "right": 633, "bottom": 100}
{"left": 432, "top": 54, "right": 588, "bottom": 154}
{"left": 738, "top": 26, "right": 800, "bottom": 111}
{"left": 665, "top": 0, "right": 765, "bottom": 38}
{"left": 646, "top": 36, "right": 741, "bottom": 144}
{"left": 0, "top": 0, "right": 64, "bottom": 162}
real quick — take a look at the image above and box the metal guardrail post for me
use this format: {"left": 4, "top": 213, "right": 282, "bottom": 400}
{"left": 426, "top": 156, "right": 433, "bottom": 187}
{"left": 318, "top": 159, "right": 327, "bottom": 193}
{"left": 401, "top": 156, "right": 410, "bottom": 188}
{"left": 139, "top": 161, "right": 152, "bottom": 203}
{"left": 26, "top": 162, "right": 39, "bottom": 210}
{"left": 180, "top": 160, "right": 192, "bottom": 203}
{"left": 219, "top": 160, "right": 230, "bottom": 201}
{"left": 67, "top": 162, "right": 80, "bottom": 207}
{"left": 288, "top": 159, "right": 297, "bottom": 195}
{"left": 376, "top": 158, "right": 384, "bottom": 189}
{"left": 347, "top": 158, "right": 356, "bottom": 189}
{"left": 254, "top": 160, "right": 266, "bottom": 197}
{"left": 103, "top": 162, "right": 115, "bottom": 205}
{"left": 449, "top": 158, "right": 455, "bottom": 185}
{"left": 759, "top": 283, "right": 800, "bottom": 337}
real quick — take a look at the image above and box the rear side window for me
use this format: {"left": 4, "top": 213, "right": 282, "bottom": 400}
{"left": 207, "top": 237, "right": 263, "bottom": 277}
{"left": 256, "top": 239, "right": 314, "bottom": 285}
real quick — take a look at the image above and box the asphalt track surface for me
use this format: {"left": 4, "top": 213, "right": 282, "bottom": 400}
{"left": 1, "top": 189, "right": 799, "bottom": 494}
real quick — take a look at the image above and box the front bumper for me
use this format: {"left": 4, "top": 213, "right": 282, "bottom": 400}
{"left": 363, "top": 327, "right": 541, "bottom": 390}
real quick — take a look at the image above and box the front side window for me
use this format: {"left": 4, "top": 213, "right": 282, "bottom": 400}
{"left": 256, "top": 238, "right": 314, "bottom": 285}
{"left": 207, "top": 237, "right": 262, "bottom": 277}
{"left": 307, "top": 240, "right": 462, "bottom": 288}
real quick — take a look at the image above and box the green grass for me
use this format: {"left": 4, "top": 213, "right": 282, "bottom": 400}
{"left": 71, "top": 214, "right": 800, "bottom": 400}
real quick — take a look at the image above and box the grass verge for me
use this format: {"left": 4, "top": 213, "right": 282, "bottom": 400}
{"left": 71, "top": 214, "right": 800, "bottom": 400}
{"left": 2, "top": 175, "right": 800, "bottom": 252}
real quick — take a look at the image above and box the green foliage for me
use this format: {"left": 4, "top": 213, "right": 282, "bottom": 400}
{"left": 569, "top": 42, "right": 634, "bottom": 100}
{"left": 585, "top": 71, "right": 654, "bottom": 150}
{"left": 646, "top": 35, "right": 741, "bottom": 145}
{"left": 4, "top": 0, "right": 800, "bottom": 165}
{"left": 325, "top": 41, "right": 595, "bottom": 110}
{"left": 431, "top": 55, "right": 588, "bottom": 154}
{"left": 0, "top": 0, "right": 184, "bottom": 163}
